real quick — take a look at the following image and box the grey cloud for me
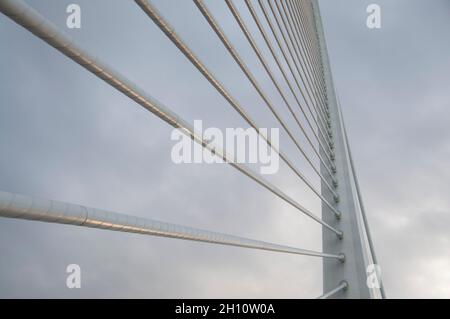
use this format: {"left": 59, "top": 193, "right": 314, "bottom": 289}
{"left": 0, "top": 0, "right": 449, "bottom": 298}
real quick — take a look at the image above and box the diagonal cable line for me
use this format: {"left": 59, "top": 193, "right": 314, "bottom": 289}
{"left": 0, "top": 0, "right": 385, "bottom": 299}
{"left": 0, "top": 190, "right": 345, "bottom": 260}
{"left": 194, "top": 0, "right": 335, "bottom": 186}
{"left": 0, "top": 0, "right": 343, "bottom": 234}
{"left": 275, "top": 0, "right": 329, "bottom": 127}
{"left": 225, "top": 0, "right": 335, "bottom": 178}
{"left": 286, "top": 0, "right": 326, "bottom": 101}
{"left": 272, "top": 0, "right": 335, "bottom": 168}
{"left": 281, "top": 0, "right": 328, "bottom": 121}
{"left": 243, "top": 0, "right": 335, "bottom": 162}
{"left": 291, "top": 0, "right": 327, "bottom": 106}
{"left": 289, "top": 0, "right": 327, "bottom": 106}
{"left": 336, "top": 96, "right": 386, "bottom": 298}
{"left": 193, "top": 0, "right": 340, "bottom": 214}
{"left": 293, "top": 0, "right": 335, "bottom": 150}
{"left": 267, "top": 0, "right": 329, "bottom": 132}
{"left": 317, "top": 281, "right": 348, "bottom": 299}
{"left": 266, "top": 0, "right": 331, "bottom": 139}
{"left": 292, "top": 0, "right": 327, "bottom": 95}
{"left": 312, "top": 0, "right": 382, "bottom": 297}
{"left": 260, "top": 0, "right": 337, "bottom": 175}
{"left": 296, "top": 0, "right": 327, "bottom": 98}
{"left": 134, "top": 0, "right": 341, "bottom": 204}
{"left": 225, "top": 0, "right": 337, "bottom": 211}
{"left": 270, "top": 0, "right": 326, "bottom": 127}
{"left": 281, "top": 0, "right": 322, "bottom": 97}
{"left": 256, "top": 0, "right": 333, "bottom": 151}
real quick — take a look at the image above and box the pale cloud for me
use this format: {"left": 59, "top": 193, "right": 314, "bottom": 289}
{"left": 0, "top": 0, "right": 449, "bottom": 298}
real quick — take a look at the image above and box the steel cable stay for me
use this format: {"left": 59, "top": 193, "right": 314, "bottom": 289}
{"left": 292, "top": 4, "right": 335, "bottom": 163}
{"left": 290, "top": 0, "right": 328, "bottom": 107}
{"left": 265, "top": 0, "right": 331, "bottom": 139}
{"left": 0, "top": 0, "right": 387, "bottom": 299}
{"left": 311, "top": 0, "right": 382, "bottom": 298}
{"left": 278, "top": 0, "right": 334, "bottom": 169}
{"left": 336, "top": 96, "right": 386, "bottom": 299}
{"left": 194, "top": 0, "right": 336, "bottom": 190}
{"left": 288, "top": 1, "right": 328, "bottom": 108}
{"left": 250, "top": 0, "right": 327, "bottom": 140}
{"left": 287, "top": 0, "right": 327, "bottom": 102}
{"left": 288, "top": 0, "right": 328, "bottom": 115}
{"left": 256, "top": 0, "right": 334, "bottom": 152}
{"left": 192, "top": 0, "right": 340, "bottom": 215}
{"left": 280, "top": 0, "right": 323, "bottom": 102}
{"left": 291, "top": 1, "right": 327, "bottom": 113}
{"left": 242, "top": 0, "right": 336, "bottom": 164}
{"left": 270, "top": 0, "right": 329, "bottom": 130}
{"left": 0, "top": 0, "right": 343, "bottom": 235}
{"left": 224, "top": 0, "right": 336, "bottom": 186}
{"left": 0, "top": 190, "right": 345, "bottom": 261}
{"left": 194, "top": 0, "right": 334, "bottom": 177}
{"left": 296, "top": 0, "right": 328, "bottom": 99}
{"left": 267, "top": 0, "right": 330, "bottom": 135}
{"left": 262, "top": 0, "right": 331, "bottom": 142}
{"left": 281, "top": 0, "right": 329, "bottom": 122}
{"left": 298, "top": 1, "right": 337, "bottom": 145}
{"left": 259, "top": 0, "right": 337, "bottom": 177}
{"left": 134, "top": 0, "right": 341, "bottom": 205}
{"left": 317, "top": 281, "right": 348, "bottom": 299}
{"left": 274, "top": 0, "right": 330, "bottom": 130}
{"left": 292, "top": 0, "right": 326, "bottom": 93}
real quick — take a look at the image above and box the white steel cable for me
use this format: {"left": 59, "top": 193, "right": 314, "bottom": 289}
{"left": 194, "top": 0, "right": 333, "bottom": 176}
{"left": 256, "top": 0, "right": 333, "bottom": 150}
{"left": 243, "top": 0, "right": 335, "bottom": 161}
{"left": 289, "top": 0, "right": 327, "bottom": 103}
{"left": 281, "top": 0, "right": 329, "bottom": 120}
{"left": 291, "top": 0, "right": 327, "bottom": 107}
{"left": 266, "top": 0, "right": 331, "bottom": 138}
{"left": 0, "top": 190, "right": 345, "bottom": 260}
{"left": 226, "top": 0, "right": 324, "bottom": 159}
{"left": 0, "top": 0, "right": 343, "bottom": 235}
{"left": 296, "top": 0, "right": 327, "bottom": 98}
{"left": 225, "top": 0, "right": 337, "bottom": 216}
{"left": 278, "top": 0, "right": 334, "bottom": 167}
{"left": 336, "top": 98, "right": 386, "bottom": 298}
{"left": 134, "top": 0, "right": 341, "bottom": 204}
{"left": 193, "top": 0, "right": 340, "bottom": 216}
{"left": 317, "top": 281, "right": 348, "bottom": 299}
{"left": 275, "top": 0, "right": 329, "bottom": 127}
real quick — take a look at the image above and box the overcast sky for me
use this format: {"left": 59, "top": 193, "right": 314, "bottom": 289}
{"left": 0, "top": 0, "right": 449, "bottom": 298}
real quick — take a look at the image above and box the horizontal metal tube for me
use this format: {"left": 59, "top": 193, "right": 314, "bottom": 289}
{"left": 317, "top": 281, "right": 348, "bottom": 299}
{"left": 0, "top": 0, "right": 343, "bottom": 236}
{"left": 0, "top": 190, "right": 344, "bottom": 260}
